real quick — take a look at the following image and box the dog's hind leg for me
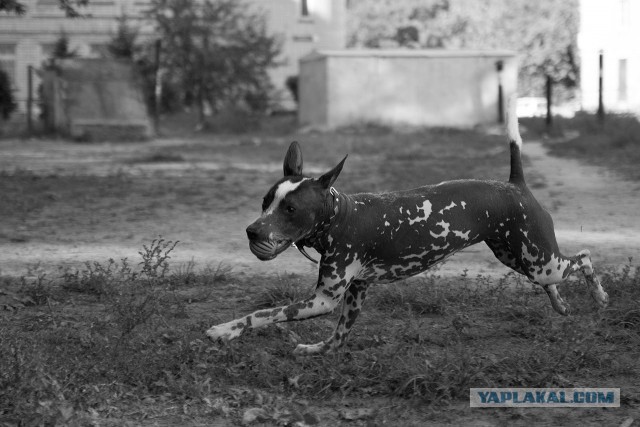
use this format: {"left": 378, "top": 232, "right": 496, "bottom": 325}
{"left": 528, "top": 249, "right": 608, "bottom": 313}
{"left": 486, "top": 241, "right": 608, "bottom": 315}
{"left": 564, "top": 249, "right": 609, "bottom": 308}
{"left": 293, "top": 280, "right": 369, "bottom": 356}
{"left": 486, "top": 239, "right": 572, "bottom": 313}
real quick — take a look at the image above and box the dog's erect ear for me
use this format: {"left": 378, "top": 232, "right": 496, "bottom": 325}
{"left": 283, "top": 141, "right": 303, "bottom": 176}
{"left": 318, "top": 154, "right": 348, "bottom": 189}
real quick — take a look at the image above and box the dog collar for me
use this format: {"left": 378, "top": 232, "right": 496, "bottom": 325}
{"left": 294, "top": 187, "right": 340, "bottom": 264}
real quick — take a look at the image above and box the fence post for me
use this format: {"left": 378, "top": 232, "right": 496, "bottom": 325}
{"left": 597, "top": 50, "right": 604, "bottom": 123}
{"left": 496, "top": 60, "right": 504, "bottom": 123}
{"left": 545, "top": 74, "right": 552, "bottom": 128}
{"left": 154, "top": 39, "right": 162, "bottom": 135}
{"left": 27, "top": 65, "right": 33, "bottom": 135}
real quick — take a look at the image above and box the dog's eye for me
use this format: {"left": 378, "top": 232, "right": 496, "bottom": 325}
{"left": 286, "top": 205, "right": 296, "bottom": 213}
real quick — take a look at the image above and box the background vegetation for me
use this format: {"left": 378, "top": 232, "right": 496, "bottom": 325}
{"left": 348, "top": 0, "right": 579, "bottom": 102}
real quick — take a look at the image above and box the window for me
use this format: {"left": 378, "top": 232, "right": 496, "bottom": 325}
{"left": 618, "top": 59, "right": 628, "bottom": 102}
{"left": 301, "top": 0, "right": 309, "bottom": 16}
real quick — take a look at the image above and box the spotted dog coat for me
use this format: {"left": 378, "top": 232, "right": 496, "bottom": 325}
{"left": 206, "top": 107, "right": 609, "bottom": 355}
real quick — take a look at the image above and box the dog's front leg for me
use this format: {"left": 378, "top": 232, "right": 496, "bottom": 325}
{"left": 293, "top": 279, "right": 368, "bottom": 356}
{"left": 205, "top": 292, "right": 341, "bottom": 342}
{"left": 206, "top": 264, "right": 355, "bottom": 345}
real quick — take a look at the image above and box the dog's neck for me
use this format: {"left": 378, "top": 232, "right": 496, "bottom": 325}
{"left": 296, "top": 187, "right": 345, "bottom": 256}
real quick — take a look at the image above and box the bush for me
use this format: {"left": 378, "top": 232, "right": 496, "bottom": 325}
{"left": 0, "top": 65, "right": 16, "bottom": 120}
{"left": 149, "top": 0, "right": 282, "bottom": 124}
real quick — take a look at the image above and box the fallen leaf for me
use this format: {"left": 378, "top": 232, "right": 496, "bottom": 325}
{"left": 339, "top": 407, "right": 375, "bottom": 421}
{"left": 242, "top": 407, "right": 270, "bottom": 425}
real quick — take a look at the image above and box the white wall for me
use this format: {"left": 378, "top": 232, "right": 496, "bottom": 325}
{"left": 246, "top": 0, "right": 347, "bottom": 108}
{"left": 299, "top": 50, "right": 518, "bottom": 129}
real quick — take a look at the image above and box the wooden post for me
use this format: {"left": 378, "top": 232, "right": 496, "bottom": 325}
{"left": 545, "top": 74, "right": 552, "bottom": 128}
{"left": 154, "top": 39, "right": 162, "bottom": 135}
{"left": 27, "top": 65, "right": 33, "bottom": 135}
{"left": 597, "top": 50, "right": 604, "bottom": 123}
{"left": 496, "top": 60, "right": 504, "bottom": 123}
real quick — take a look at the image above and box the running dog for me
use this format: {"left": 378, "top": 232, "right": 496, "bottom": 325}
{"left": 206, "top": 105, "right": 609, "bottom": 355}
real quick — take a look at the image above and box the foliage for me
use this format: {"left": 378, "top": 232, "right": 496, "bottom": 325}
{"left": 0, "top": 0, "right": 88, "bottom": 17}
{"left": 107, "top": 15, "right": 139, "bottom": 60}
{"left": 348, "top": 0, "right": 579, "bottom": 99}
{"left": 48, "top": 30, "right": 78, "bottom": 62}
{"left": 0, "top": 64, "right": 16, "bottom": 120}
{"left": 147, "top": 0, "right": 282, "bottom": 124}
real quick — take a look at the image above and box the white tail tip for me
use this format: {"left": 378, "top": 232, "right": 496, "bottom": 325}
{"left": 506, "top": 95, "right": 522, "bottom": 148}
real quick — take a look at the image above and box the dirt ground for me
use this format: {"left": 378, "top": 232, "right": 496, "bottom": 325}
{"left": 0, "top": 134, "right": 638, "bottom": 280}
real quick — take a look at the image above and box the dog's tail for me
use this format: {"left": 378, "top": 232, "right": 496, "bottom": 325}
{"left": 506, "top": 97, "right": 525, "bottom": 185}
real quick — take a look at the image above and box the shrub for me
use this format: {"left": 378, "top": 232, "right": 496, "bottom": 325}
{"left": 0, "top": 65, "right": 16, "bottom": 120}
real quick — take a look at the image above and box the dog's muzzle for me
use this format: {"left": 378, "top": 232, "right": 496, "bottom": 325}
{"left": 246, "top": 224, "right": 292, "bottom": 260}
{"left": 249, "top": 239, "right": 291, "bottom": 261}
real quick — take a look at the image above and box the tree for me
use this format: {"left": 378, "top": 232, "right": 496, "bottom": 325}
{"left": 103, "top": 17, "right": 181, "bottom": 114}
{"left": 0, "top": 65, "right": 16, "bottom": 120}
{"left": 107, "top": 15, "right": 139, "bottom": 60}
{"left": 148, "top": 0, "right": 282, "bottom": 127}
{"left": 49, "top": 30, "right": 78, "bottom": 61}
{"left": 348, "top": 0, "right": 579, "bottom": 100}
{"left": 0, "top": 0, "right": 88, "bottom": 17}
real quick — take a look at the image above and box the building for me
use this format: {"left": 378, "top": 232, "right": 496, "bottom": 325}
{"left": 248, "top": 0, "right": 346, "bottom": 108}
{"left": 299, "top": 50, "right": 518, "bottom": 129}
{"left": 579, "top": 0, "right": 640, "bottom": 113}
{"left": 0, "top": 0, "right": 346, "bottom": 112}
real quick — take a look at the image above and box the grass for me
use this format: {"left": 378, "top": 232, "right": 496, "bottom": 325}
{"left": 1, "top": 240, "right": 638, "bottom": 425}
{"left": 521, "top": 113, "right": 640, "bottom": 181}
{"left": 1, "top": 113, "right": 638, "bottom": 424}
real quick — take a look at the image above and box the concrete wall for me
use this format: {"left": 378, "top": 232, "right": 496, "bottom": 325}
{"left": 41, "top": 59, "right": 152, "bottom": 140}
{"left": 299, "top": 50, "right": 518, "bottom": 129}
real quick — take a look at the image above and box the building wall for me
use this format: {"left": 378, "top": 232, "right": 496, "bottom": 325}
{"left": 0, "top": 0, "right": 346, "bottom": 112}
{"left": 0, "top": 0, "right": 155, "bottom": 111}
{"left": 579, "top": 0, "right": 640, "bottom": 113}
{"left": 247, "top": 0, "right": 346, "bottom": 108}
{"left": 299, "top": 50, "right": 518, "bottom": 129}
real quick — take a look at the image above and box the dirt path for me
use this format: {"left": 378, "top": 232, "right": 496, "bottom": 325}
{"left": 443, "top": 139, "right": 640, "bottom": 277}
{"left": 0, "top": 138, "right": 637, "bottom": 279}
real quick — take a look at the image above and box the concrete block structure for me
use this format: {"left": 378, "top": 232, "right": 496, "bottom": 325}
{"left": 40, "top": 59, "right": 153, "bottom": 140}
{"left": 299, "top": 49, "right": 518, "bottom": 129}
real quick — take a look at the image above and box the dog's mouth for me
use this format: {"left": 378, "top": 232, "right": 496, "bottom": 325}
{"left": 249, "top": 239, "right": 292, "bottom": 261}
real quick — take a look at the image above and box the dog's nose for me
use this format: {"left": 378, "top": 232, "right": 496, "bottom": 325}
{"left": 246, "top": 224, "right": 259, "bottom": 241}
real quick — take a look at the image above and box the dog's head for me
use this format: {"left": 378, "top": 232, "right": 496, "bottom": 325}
{"left": 246, "top": 141, "right": 347, "bottom": 261}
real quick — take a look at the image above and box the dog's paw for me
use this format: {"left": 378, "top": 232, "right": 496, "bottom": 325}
{"left": 591, "top": 289, "right": 609, "bottom": 308}
{"left": 293, "top": 341, "right": 327, "bottom": 356}
{"left": 206, "top": 323, "right": 241, "bottom": 342}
